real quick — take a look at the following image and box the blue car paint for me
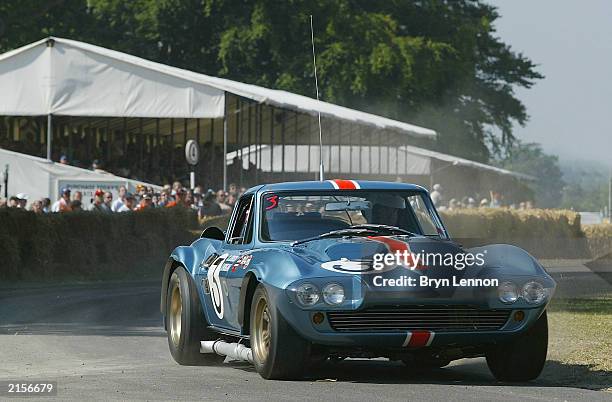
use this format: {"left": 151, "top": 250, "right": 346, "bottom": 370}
{"left": 162, "top": 180, "right": 555, "bottom": 349}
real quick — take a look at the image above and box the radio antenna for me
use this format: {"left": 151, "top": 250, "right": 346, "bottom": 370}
{"left": 310, "top": 15, "right": 324, "bottom": 181}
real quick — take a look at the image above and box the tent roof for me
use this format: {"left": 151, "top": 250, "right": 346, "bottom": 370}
{"left": 226, "top": 144, "right": 535, "bottom": 180}
{"left": 0, "top": 147, "right": 161, "bottom": 204}
{"left": 0, "top": 147, "right": 161, "bottom": 186}
{"left": 0, "top": 37, "right": 435, "bottom": 138}
{"left": 400, "top": 145, "right": 536, "bottom": 180}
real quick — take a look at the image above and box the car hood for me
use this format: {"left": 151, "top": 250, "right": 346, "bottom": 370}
{"left": 281, "top": 235, "right": 553, "bottom": 303}
{"left": 289, "top": 235, "right": 465, "bottom": 270}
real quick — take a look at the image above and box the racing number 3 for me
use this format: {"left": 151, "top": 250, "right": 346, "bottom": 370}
{"left": 265, "top": 194, "right": 278, "bottom": 210}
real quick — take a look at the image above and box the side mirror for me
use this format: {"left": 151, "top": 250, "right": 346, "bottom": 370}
{"left": 200, "top": 226, "right": 225, "bottom": 241}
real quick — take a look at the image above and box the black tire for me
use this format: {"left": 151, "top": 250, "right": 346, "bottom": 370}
{"left": 486, "top": 310, "right": 548, "bottom": 381}
{"left": 165, "top": 266, "right": 224, "bottom": 366}
{"left": 249, "top": 284, "right": 309, "bottom": 380}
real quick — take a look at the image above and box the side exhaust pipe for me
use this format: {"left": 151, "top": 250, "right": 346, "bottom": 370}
{"left": 200, "top": 340, "right": 254, "bottom": 363}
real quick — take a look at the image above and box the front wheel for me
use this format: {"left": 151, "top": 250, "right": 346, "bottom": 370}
{"left": 166, "top": 266, "right": 224, "bottom": 366}
{"left": 250, "top": 284, "right": 309, "bottom": 379}
{"left": 486, "top": 310, "right": 548, "bottom": 381}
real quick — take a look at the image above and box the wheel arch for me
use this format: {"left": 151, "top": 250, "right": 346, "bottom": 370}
{"left": 160, "top": 244, "right": 207, "bottom": 317}
{"left": 160, "top": 257, "right": 181, "bottom": 317}
{"left": 238, "top": 271, "right": 261, "bottom": 334}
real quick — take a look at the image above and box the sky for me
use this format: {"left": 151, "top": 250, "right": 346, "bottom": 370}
{"left": 489, "top": 0, "right": 612, "bottom": 167}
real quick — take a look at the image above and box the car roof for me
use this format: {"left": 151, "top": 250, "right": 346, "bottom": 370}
{"left": 244, "top": 180, "right": 427, "bottom": 194}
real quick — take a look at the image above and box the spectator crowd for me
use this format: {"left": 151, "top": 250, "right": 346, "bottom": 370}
{"left": 1, "top": 181, "right": 536, "bottom": 219}
{"left": 429, "top": 183, "right": 535, "bottom": 210}
{"left": 0, "top": 181, "right": 247, "bottom": 220}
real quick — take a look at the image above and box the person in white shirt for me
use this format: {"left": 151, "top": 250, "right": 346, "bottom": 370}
{"left": 51, "top": 188, "right": 72, "bottom": 212}
{"left": 15, "top": 193, "right": 28, "bottom": 209}
{"left": 430, "top": 184, "right": 444, "bottom": 207}
{"left": 111, "top": 186, "right": 127, "bottom": 212}
{"left": 117, "top": 193, "right": 135, "bottom": 212}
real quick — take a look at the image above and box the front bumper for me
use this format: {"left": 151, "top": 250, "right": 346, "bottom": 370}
{"left": 267, "top": 286, "right": 548, "bottom": 349}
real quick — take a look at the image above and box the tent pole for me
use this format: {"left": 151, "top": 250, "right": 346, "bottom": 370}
{"left": 237, "top": 98, "right": 242, "bottom": 187}
{"left": 210, "top": 119, "right": 215, "bottom": 187}
{"left": 270, "top": 107, "right": 275, "bottom": 176}
{"left": 338, "top": 121, "right": 342, "bottom": 174}
{"left": 356, "top": 126, "right": 363, "bottom": 175}
{"left": 170, "top": 118, "right": 174, "bottom": 179}
{"left": 223, "top": 92, "right": 228, "bottom": 192}
{"left": 281, "top": 110, "right": 285, "bottom": 174}
{"left": 255, "top": 104, "right": 261, "bottom": 184}
{"left": 348, "top": 123, "right": 355, "bottom": 176}
{"left": 46, "top": 114, "right": 52, "bottom": 160}
{"left": 307, "top": 116, "right": 312, "bottom": 176}
{"left": 294, "top": 112, "right": 298, "bottom": 173}
{"left": 608, "top": 168, "right": 612, "bottom": 223}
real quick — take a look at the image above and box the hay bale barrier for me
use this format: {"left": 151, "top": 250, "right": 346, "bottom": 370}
{"left": 0, "top": 208, "right": 198, "bottom": 281}
{"left": 582, "top": 224, "right": 612, "bottom": 260}
{"left": 440, "top": 208, "right": 590, "bottom": 259}
{"left": 1, "top": 208, "right": 609, "bottom": 282}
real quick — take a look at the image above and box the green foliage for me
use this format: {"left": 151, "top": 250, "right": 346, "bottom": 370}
{"left": 559, "top": 159, "right": 610, "bottom": 212}
{"left": 0, "top": 1, "right": 99, "bottom": 49}
{"left": 496, "top": 142, "right": 565, "bottom": 208}
{"left": 0, "top": 0, "right": 542, "bottom": 161}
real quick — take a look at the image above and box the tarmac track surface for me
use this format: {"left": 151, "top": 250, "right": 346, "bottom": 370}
{"left": 0, "top": 268, "right": 610, "bottom": 401}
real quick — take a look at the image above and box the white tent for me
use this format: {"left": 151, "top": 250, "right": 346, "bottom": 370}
{"left": 0, "top": 148, "right": 160, "bottom": 208}
{"left": 0, "top": 37, "right": 436, "bottom": 133}
{"left": 0, "top": 37, "right": 436, "bottom": 190}
{"left": 400, "top": 145, "right": 535, "bottom": 180}
{"left": 225, "top": 144, "right": 534, "bottom": 180}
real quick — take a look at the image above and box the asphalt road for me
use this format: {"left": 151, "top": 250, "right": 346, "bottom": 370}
{"left": 0, "top": 267, "right": 610, "bottom": 401}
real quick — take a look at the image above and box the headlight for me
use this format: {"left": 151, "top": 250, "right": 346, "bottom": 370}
{"left": 322, "top": 283, "right": 345, "bottom": 305}
{"left": 296, "top": 283, "right": 320, "bottom": 306}
{"left": 498, "top": 281, "right": 518, "bottom": 303}
{"left": 522, "top": 281, "right": 547, "bottom": 304}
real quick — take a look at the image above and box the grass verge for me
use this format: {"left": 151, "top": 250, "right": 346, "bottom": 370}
{"left": 546, "top": 297, "right": 612, "bottom": 391}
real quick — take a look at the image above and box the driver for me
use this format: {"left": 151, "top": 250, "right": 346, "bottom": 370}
{"left": 367, "top": 194, "right": 406, "bottom": 227}
{"left": 370, "top": 203, "right": 400, "bottom": 226}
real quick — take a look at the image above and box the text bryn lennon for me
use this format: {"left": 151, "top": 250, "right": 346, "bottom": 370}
{"left": 372, "top": 276, "right": 499, "bottom": 288}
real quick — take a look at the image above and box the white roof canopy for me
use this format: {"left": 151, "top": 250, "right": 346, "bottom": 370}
{"left": 0, "top": 37, "right": 435, "bottom": 138}
{"left": 400, "top": 145, "right": 535, "bottom": 180}
{"left": 226, "top": 144, "right": 534, "bottom": 180}
{"left": 0, "top": 147, "right": 160, "bottom": 206}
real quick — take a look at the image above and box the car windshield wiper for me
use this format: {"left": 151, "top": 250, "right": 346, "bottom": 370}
{"left": 348, "top": 224, "right": 418, "bottom": 237}
{"left": 291, "top": 228, "right": 379, "bottom": 246}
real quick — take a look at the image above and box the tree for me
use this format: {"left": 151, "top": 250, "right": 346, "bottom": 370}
{"left": 559, "top": 160, "right": 609, "bottom": 212}
{"left": 0, "top": 1, "right": 99, "bottom": 50}
{"left": 496, "top": 142, "right": 564, "bottom": 208}
{"left": 0, "top": 0, "right": 542, "bottom": 162}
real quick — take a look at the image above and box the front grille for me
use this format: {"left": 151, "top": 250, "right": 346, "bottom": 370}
{"left": 327, "top": 306, "right": 510, "bottom": 332}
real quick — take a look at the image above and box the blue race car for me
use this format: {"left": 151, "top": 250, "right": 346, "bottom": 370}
{"left": 161, "top": 180, "right": 555, "bottom": 380}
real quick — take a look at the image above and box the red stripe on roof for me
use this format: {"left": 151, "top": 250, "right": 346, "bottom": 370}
{"left": 333, "top": 179, "right": 358, "bottom": 190}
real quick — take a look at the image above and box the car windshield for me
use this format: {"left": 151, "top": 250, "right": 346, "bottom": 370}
{"left": 260, "top": 191, "right": 447, "bottom": 242}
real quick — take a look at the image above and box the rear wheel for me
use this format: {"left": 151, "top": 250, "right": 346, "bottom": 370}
{"left": 486, "top": 310, "right": 548, "bottom": 381}
{"left": 250, "top": 284, "right": 309, "bottom": 379}
{"left": 166, "top": 266, "right": 224, "bottom": 366}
